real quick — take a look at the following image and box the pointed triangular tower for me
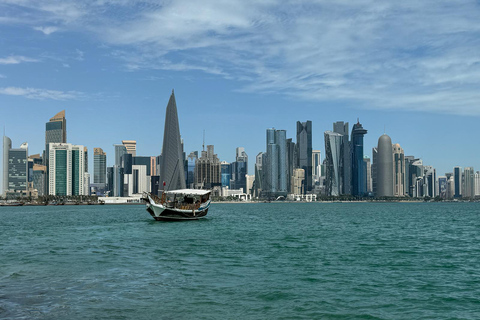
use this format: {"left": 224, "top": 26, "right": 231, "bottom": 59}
{"left": 159, "top": 90, "right": 186, "bottom": 191}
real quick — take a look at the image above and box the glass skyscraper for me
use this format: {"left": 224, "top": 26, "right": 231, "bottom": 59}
{"left": 333, "top": 121, "right": 351, "bottom": 195}
{"left": 48, "top": 143, "right": 85, "bottom": 196}
{"left": 324, "top": 131, "right": 343, "bottom": 196}
{"left": 94, "top": 148, "right": 107, "bottom": 184}
{"left": 264, "top": 128, "right": 287, "bottom": 197}
{"left": 296, "top": 121, "right": 312, "bottom": 194}
{"left": 351, "top": 121, "right": 367, "bottom": 196}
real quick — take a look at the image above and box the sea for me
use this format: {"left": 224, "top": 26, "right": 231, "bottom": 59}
{"left": 1, "top": 202, "right": 479, "bottom": 320}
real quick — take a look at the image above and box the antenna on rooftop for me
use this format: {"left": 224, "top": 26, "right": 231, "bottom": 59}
{"left": 202, "top": 130, "right": 205, "bottom": 152}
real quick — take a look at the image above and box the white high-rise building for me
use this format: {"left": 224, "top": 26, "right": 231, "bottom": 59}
{"left": 475, "top": 171, "right": 480, "bottom": 197}
{"left": 48, "top": 143, "right": 85, "bottom": 196}
{"left": 312, "top": 150, "right": 321, "bottom": 182}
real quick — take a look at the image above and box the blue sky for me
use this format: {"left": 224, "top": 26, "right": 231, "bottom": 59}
{"left": 1, "top": 0, "right": 480, "bottom": 193}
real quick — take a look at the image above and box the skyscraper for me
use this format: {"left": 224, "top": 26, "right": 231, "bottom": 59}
{"left": 363, "top": 156, "right": 372, "bottom": 194}
{"left": 333, "top": 121, "right": 351, "bottom": 195}
{"left": 195, "top": 145, "right": 221, "bottom": 188}
{"left": 453, "top": 166, "right": 462, "bottom": 198}
{"left": 296, "top": 121, "right": 312, "bottom": 194}
{"left": 187, "top": 151, "right": 198, "bottom": 188}
{"left": 45, "top": 110, "right": 67, "bottom": 146}
{"left": 4, "top": 141, "right": 28, "bottom": 196}
{"left": 44, "top": 110, "right": 67, "bottom": 196}
{"left": 351, "top": 120, "right": 367, "bottom": 196}
{"left": 159, "top": 90, "right": 186, "bottom": 191}
{"left": 264, "top": 128, "right": 288, "bottom": 197}
{"left": 122, "top": 140, "right": 137, "bottom": 157}
{"left": 376, "top": 134, "right": 394, "bottom": 197}
{"left": 93, "top": 147, "right": 107, "bottom": 184}
{"left": 312, "top": 150, "right": 321, "bottom": 183}
{"left": 220, "top": 160, "right": 231, "bottom": 188}
{"left": 463, "top": 167, "right": 475, "bottom": 199}
{"left": 324, "top": 131, "right": 343, "bottom": 196}
{"left": 2, "top": 135, "right": 11, "bottom": 195}
{"left": 48, "top": 143, "right": 85, "bottom": 196}
{"left": 393, "top": 143, "right": 405, "bottom": 197}
{"left": 372, "top": 147, "right": 378, "bottom": 195}
{"left": 231, "top": 147, "right": 248, "bottom": 192}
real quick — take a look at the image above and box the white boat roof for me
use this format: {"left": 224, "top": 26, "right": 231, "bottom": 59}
{"left": 165, "top": 189, "right": 211, "bottom": 196}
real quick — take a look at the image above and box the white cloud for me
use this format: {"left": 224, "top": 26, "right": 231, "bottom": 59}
{"left": 2, "top": 0, "right": 480, "bottom": 115}
{"left": 0, "top": 55, "right": 39, "bottom": 64}
{"left": 0, "top": 86, "right": 82, "bottom": 100}
{"left": 33, "top": 26, "right": 59, "bottom": 35}
{"left": 75, "top": 49, "right": 84, "bottom": 61}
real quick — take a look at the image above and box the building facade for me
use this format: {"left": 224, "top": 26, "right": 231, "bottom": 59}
{"left": 351, "top": 120, "right": 367, "bottom": 196}
{"left": 296, "top": 121, "right": 312, "bottom": 194}
{"left": 376, "top": 134, "right": 394, "bottom": 197}
{"left": 393, "top": 143, "right": 405, "bottom": 197}
{"left": 93, "top": 147, "right": 107, "bottom": 184}
{"left": 324, "top": 131, "right": 343, "bottom": 196}
{"left": 48, "top": 143, "right": 86, "bottom": 196}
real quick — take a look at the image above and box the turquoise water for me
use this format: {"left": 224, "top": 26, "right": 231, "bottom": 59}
{"left": 1, "top": 203, "right": 479, "bottom": 319}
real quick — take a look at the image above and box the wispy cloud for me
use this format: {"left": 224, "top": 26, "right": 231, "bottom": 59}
{"left": 33, "top": 26, "right": 59, "bottom": 35}
{"left": 2, "top": 0, "right": 480, "bottom": 115}
{"left": 0, "top": 74, "right": 5, "bottom": 78}
{"left": 0, "top": 55, "right": 39, "bottom": 64}
{"left": 0, "top": 86, "right": 83, "bottom": 100}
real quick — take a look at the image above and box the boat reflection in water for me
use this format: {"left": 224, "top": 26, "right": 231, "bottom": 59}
{"left": 143, "top": 189, "right": 211, "bottom": 221}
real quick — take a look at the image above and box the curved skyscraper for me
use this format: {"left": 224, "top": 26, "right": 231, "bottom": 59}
{"left": 159, "top": 90, "right": 186, "bottom": 191}
{"left": 324, "top": 131, "right": 343, "bottom": 196}
{"left": 376, "top": 134, "right": 394, "bottom": 197}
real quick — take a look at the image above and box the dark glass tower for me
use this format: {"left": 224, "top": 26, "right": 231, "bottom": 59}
{"left": 296, "top": 121, "right": 312, "bottom": 194}
{"left": 351, "top": 120, "right": 367, "bottom": 196}
{"left": 333, "top": 121, "right": 351, "bottom": 195}
{"left": 159, "top": 90, "right": 186, "bottom": 191}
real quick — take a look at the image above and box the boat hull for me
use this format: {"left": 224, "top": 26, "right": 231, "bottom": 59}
{"left": 145, "top": 196, "right": 210, "bottom": 221}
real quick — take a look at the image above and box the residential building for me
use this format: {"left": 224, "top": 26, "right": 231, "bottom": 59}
{"left": 48, "top": 143, "right": 86, "bottom": 196}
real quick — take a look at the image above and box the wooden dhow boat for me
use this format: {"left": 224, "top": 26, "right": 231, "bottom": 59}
{"left": 143, "top": 189, "right": 211, "bottom": 221}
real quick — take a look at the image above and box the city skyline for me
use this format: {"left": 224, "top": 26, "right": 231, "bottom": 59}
{"left": 1, "top": 1, "right": 480, "bottom": 193}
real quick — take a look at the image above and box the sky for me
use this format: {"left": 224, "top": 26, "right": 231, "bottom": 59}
{"left": 1, "top": 0, "right": 480, "bottom": 194}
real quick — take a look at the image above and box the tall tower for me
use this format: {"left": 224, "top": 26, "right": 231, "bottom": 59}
{"left": 453, "top": 166, "right": 462, "bottom": 198}
{"left": 324, "top": 131, "right": 343, "bottom": 196}
{"left": 159, "top": 90, "right": 186, "bottom": 191}
{"left": 264, "top": 128, "right": 287, "bottom": 197}
{"left": 3, "top": 135, "right": 12, "bottom": 195}
{"left": 45, "top": 110, "right": 67, "bottom": 195}
{"left": 376, "top": 134, "right": 394, "bottom": 197}
{"left": 46, "top": 110, "right": 67, "bottom": 146}
{"left": 48, "top": 143, "right": 85, "bottom": 196}
{"left": 93, "top": 148, "right": 107, "bottom": 184}
{"left": 351, "top": 120, "right": 367, "bottom": 196}
{"left": 333, "top": 121, "right": 351, "bottom": 195}
{"left": 393, "top": 143, "right": 405, "bottom": 197}
{"left": 296, "top": 121, "right": 312, "bottom": 193}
